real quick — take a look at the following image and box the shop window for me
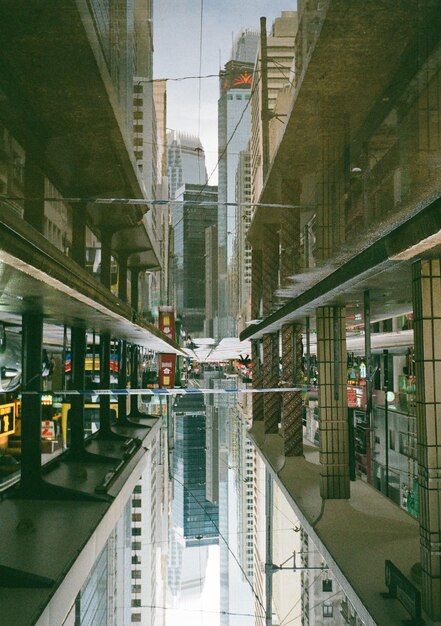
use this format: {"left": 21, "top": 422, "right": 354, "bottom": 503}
{"left": 323, "top": 603, "right": 333, "bottom": 618}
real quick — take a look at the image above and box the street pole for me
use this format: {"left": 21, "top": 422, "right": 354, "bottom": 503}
{"left": 265, "top": 469, "right": 273, "bottom": 626}
{"left": 260, "top": 17, "right": 269, "bottom": 180}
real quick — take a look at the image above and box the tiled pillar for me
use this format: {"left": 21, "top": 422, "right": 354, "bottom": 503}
{"left": 316, "top": 306, "right": 350, "bottom": 499}
{"left": 412, "top": 258, "right": 441, "bottom": 621}
{"left": 262, "top": 225, "right": 279, "bottom": 316}
{"left": 251, "top": 249, "right": 263, "bottom": 424}
{"left": 281, "top": 323, "right": 303, "bottom": 457}
{"left": 263, "top": 332, "right": 280, "bottom": 434}
{"left": 251, "top": 339, "right": 264, "bottom": 423}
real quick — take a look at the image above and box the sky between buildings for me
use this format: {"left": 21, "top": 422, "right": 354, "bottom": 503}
{"left": 154, "top": 0, "right": 297, "bottom": 184}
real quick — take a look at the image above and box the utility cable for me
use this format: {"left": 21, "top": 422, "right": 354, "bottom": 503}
{"left": 171, "top": 473, "right": 266, "bottom": 621}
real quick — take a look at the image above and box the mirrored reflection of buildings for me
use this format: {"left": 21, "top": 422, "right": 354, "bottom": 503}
{"left": 0, "top": 2, "right": 178, "bottom": 625}
{"left": 240, "top": 2, "right": 441, "bottom": 625}
{"left": 167, "top": 392, "right": 219, "bottom": 619}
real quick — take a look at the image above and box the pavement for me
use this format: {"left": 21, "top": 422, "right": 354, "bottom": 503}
{"left": 249, "top": 422, "right": 425, "bottom": 626}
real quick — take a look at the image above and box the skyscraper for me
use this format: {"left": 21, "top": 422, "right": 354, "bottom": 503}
{"left": 167, "top": 131, "right": 208, "bottom": 201}
{"left": 172, "top": 183, "right": 218, "bottom": 335}
{"left": 216, "top": 30, "right": 258, "bottom": 339}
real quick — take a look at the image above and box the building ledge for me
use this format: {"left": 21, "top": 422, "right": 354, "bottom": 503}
{"left": 0, "top": 418, "right": 160, "bottom": 626}
{"left": 0, "top": 206, "right": 182, "bottom": 354}
{"left": 241, "top": 195, "right": 441, "bottom": 340}
{"left": 249, "top": 422, "right": 420, "bottom": 626}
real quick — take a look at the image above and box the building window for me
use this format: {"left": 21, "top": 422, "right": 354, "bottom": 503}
{"left": 134, "top": 84, "right": 143, "bottom": 93}
{"left": 134, "top": 111, "right": 143, "bottom": 120}
{"left": 132, "top": 614, "right": 142, "bottom": 622}
{"left": 132, "top": 541, "right": 141, "bottom": 551}
{"left": 132, "top": 528, "right": 141, "bottom": 536}
{"left": 322, "top": 579, "right": 332, "bottom": 592}
{"left": 132, "top": 584, "right": 141, "bottom": 594}
{"left": 134, "top": 485, "right": 142, "bottom": 494}
{"left": 132, "top": 599, "right": 141, "bottom": 607}
{"left": 323, "top": 603, "right": 333, "bottom": 618}
{"left": 132, "top": 570, "right": 141, "bottom": 579}
{"left": 132, "top": 499, "right": 142, "bottom": 508}
{"left": 132, "top": 513, "right": 142, "bottom": 522}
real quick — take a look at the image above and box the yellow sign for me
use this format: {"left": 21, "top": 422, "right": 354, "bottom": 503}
{"left": 0, "top": 403, "right": 15, "bottom": 436}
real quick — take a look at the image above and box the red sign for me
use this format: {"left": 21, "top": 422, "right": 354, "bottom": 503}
{"left": 158, "top": 354, "right": 177, "bottom": 388}
{"left": 158, "top": 307, "right": 176, "bottom": 342}
{"left": 347, "top": 384, "right": 367, "bottom": 410}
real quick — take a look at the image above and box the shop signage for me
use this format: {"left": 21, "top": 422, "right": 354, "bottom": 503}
{"left": 158, "top": 307, "right": 176, "bottom": 342}
{"left": 41, "top": 420, "right": 55, "bottom": 438}
{"left": 347, "top": 384, "right": 367, "bottom": 410}
{"left": 158, "top": 354, "right": 177, "bottom": 388}
{"left": 0, "top": 403, "right": 15, "bottom": 436}
{"left": 383, "top": 560, "right": 423, "bottom": 625}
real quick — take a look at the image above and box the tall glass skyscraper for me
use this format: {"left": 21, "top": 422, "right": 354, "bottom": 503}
{"left": 216, "top": 30, "right": 258, "bottom": 339}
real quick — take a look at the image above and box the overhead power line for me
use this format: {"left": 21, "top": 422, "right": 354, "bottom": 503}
{"left": 0, "top": 195, "right": 312, "bottom": 210}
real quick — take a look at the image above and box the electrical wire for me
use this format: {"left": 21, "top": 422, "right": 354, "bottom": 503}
{"left": 171, "top": 473, "right": 267, "bottom": 621}
{"left": 279, "top": 568, "right": 326, "bottom": 626}
{"left": 281, "top": 589, "right": 343, "bottom": 626}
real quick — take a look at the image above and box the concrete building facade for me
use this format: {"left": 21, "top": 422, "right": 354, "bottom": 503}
{"left": 241, "top": 2, "right": 441, "bottom": 625}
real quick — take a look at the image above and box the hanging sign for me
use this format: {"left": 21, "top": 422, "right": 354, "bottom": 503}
{"left": 0, "top": 403, "right": 15, "bottom": 436}
{"left": 158, "top": 354, "right": 177, "bottom": 388}
{"left": 158, "top": 307, "right": 176, "bottom": 341}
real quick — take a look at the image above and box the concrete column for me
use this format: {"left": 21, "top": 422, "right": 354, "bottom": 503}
{"left": 71, "top": 202, "right": 87, "bottom": 268}
{"left": 281, "top": 323, "right": 303, "bottom": 457}
{"left": 118, "top": 252, "right": 128, "bottom": 302}
{"left": 131, "top": 267, "right": 140, "bottom": 313}
{"left": 117, "top": 339, "right": 128, "bottom": 423}
{"left": 412, "top": 258, "right": 441, "bottom": 621}
{"left": 20, "top": 313, "right": 43, "bottom": 490}
{"left": 98, "top": 332, "right": 112, "bottom": 435}
{"left": 263, "top": 332, "right": 280, "bottom": 434}
{"left": 251, "top": 249, "right": 264, "bottom": 424}
{"left": 69, "top": 326, "right": 87, "bottom": 453}
{"left": 316, "top": 305, "right": 350, "bottom": 499}
{"left": 251, "top": 339, "right": 264, "bottom": 423}
{"left": 23, "top": 154, "right": 45, "bottom": 232}
{"left": 100, "top": 230, "right": 112, "bottom": 290}
{"left": 262, "top": 226, "right": 279, "bottom": 317}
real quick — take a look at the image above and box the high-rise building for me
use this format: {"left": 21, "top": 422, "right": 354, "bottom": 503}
{"left": 172, "top": 394, "right": 219, "bottom": 545}
{"left": 0, "top": 4, "right": 181, "bottom": 625}
{"left": 250, "top": 11, "right": 297, "bottom": 205}
{"left": 216, "top": 30, "right": 258, "bottom": 339}
{"left": 172, "top": 183, "right": 218, "bottom": 335}
{"left": 241, "top": 2, "right": 441, "bottom": 625}
{"left": 167, "top": 131, "right": 208, "bottom": 201}
{"left": 234, "top": 148, "right": 253, "bottom": 330}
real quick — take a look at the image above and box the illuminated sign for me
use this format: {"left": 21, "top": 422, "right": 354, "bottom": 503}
{"left": 0, "top": 403, "right": 15, "bottom": 436}
{"left": 222, "top": 71, "right": 253, "bottom": 92}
